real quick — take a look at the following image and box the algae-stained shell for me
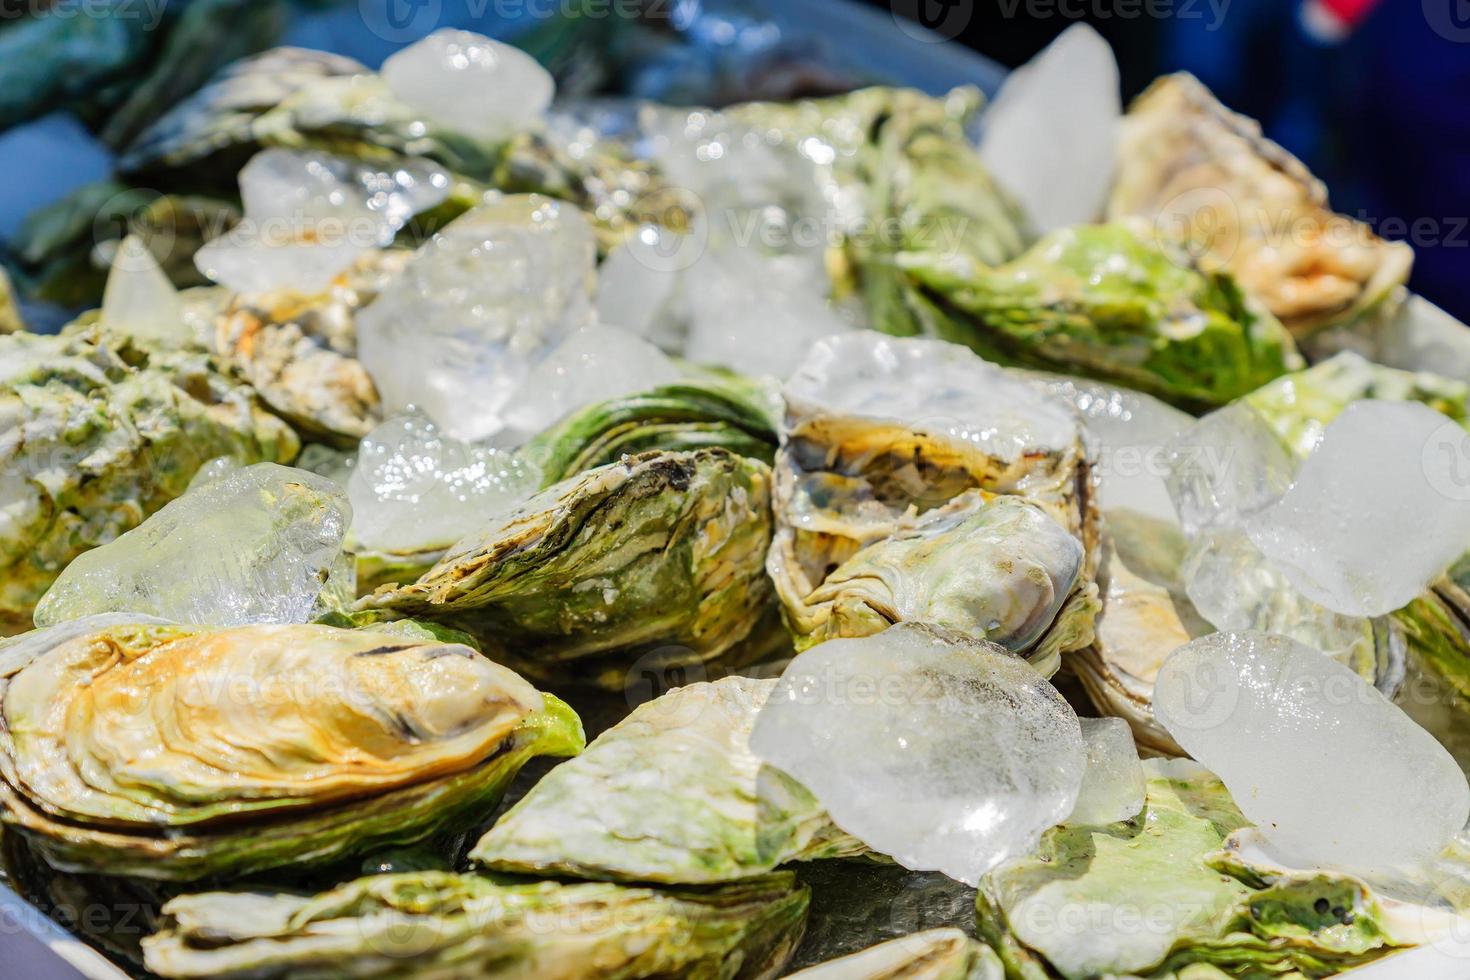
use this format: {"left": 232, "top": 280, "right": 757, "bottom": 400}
{"left": 0, "top": 329, "right": 299, "bottom": 634}
{"left": 119, "top": 47, "right": 369, "bottom": 180}
{"left": 977, "top": 759, "right": 1406, "bottom": 978}
{"left": 0, "top": 621, "right": 582, "bottom": 880}
{"left": 775, "top": 492, "right": 1098, "bottom": 676}
{"left": 142, "top": 869, "right": 810, "bottom": 979}
{"left": 1109, "top": 73, "right": 1413, "bottom": 337}
{"left": 360, "top": 448, "right": 775, "bottom": 688}
{"left": 520, "top": 375, "right": 782, "bottom": 486}
{"left": 473, "top": 676, "right": 868, "bottom": 884}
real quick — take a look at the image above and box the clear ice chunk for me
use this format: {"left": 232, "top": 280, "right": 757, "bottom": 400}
{"left": 1065, "top": 717, "right": 1145, "bottom": 826}
{"left": 750, "top": 622, "right": 1085, "bottom": 885}
{"left": 682, "top": 245, "right": 855, "bottom": 379}
{"left": 357, "top": 196, "right": 597, "bottom": 441}
{"left": 1181, "top": 527, "right": 1380, "bottom": 674}
{"left": 979, "top": 24, "right": 1120, "bottom": 233}
{"left": 100, "top": 235, "right": 192, "bottom": 346}
{"left": 381, "top": 29, "right": 554, "bottom": 139}
{"left": 1033, "top": 374, "right": 1190, "bottom": 523}
{"left": 499, "top": 325, "right": 682, "bottom": 439}
{"left": 34, "top": 463, "right": 354, "bottom": 628}
{"left": 593, "top": 228, "right": 686, "bottom": 350}
{"left": 1164, "top": 401, "right": 1296, "bottom": 536}
{"left": 347, "top": 410, "right": 540, "bottom": 556}
{"left": 1245, "top": 400, "right": 1470, "bottom": 617}
{"left": 194, "top": 149, "right": 449, "bottom": 295}
{"left": 785, "top": 333, "right": 1082, "bottom": 459}
{"left": 187, "top": 456, "right": 246, "bottom": 492}
{"left": 1154, "top": 630, "right": 1470, "bottom": 871}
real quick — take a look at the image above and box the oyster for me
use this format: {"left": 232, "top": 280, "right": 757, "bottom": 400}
{"left": 0, "top": 620, "right": 582, "bottom": 881}
{"left": 120, "top": 41, "right": 661, "bottom": 243}
{"left": 142, "top": 870, "right": 809, "bottom": 979}
{"left": 0, "top": 0, "right": 281, "bottom": 138}
{"left": 520, "top": 375, "right": 782, "bottom": 486}
{"left": 787, "top": 929, "right": 1002, "bottom": 980}
{"left": 118, "top": 47, "right": 370, "bottom": 180}
{"left": 724, "top": 85, "right": 1029, "bottom": 269}
{"left": 896, "top": 223, "right": 1303, "bottom": 411}
{"left": 0, "top": 329, "right": 298, "bottom": 634}
{"left": 778, "top": 493, "right": 1098, "bottom": 676}
{"left": 7, "top": 182, "right": 240, "bottom": 309}
{"left": 769, "top": 334, "right": 1099, "bottom": 660}
{"left": 1110, "top": 73, "right": 1413, "bottom": 337}
{"left": 977, "top": 759, "right": 1409, "bottom": 978}
{"left": 473, "top": 676, "right": 868, "bottom": 884}
{"left": 360, "top": 449, "right": 774, "bottom": 688}
{"left": 206, "top": 249, "right": 410, "bottom": 445}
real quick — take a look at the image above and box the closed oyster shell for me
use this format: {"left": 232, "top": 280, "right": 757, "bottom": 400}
{"left": 0, "top": 621, "right": 582, "bottom": 880}
{"left": 977, "top": 759, "right": 1410, "bottom": 978}
{"left": 520, "top": 374, "right": 782, "bottom": 486}
{"left": 1109, "top": 73, "right": 1413, "bottom": 338}
{"left": 360, "top": 448, "right": 775, "bottom": 689}
{"left": 473, "top": 676, "right": 868, "bottom": 884}
{"left": 142, "top": 869, "right": 809, "bottom": 980}
{"left": 0, "top": 329, "right": 298, "bottom": 634}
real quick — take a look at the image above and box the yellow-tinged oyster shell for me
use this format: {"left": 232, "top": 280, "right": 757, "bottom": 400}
{"left": 0, "top": 620, "right": 582, "bottom": 880}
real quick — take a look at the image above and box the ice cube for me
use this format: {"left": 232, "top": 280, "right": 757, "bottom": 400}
{"left": 1033, "top": 374, "right": 1190, "bottom": 522}
{"left": 1364, "top": 294, "right": 1470, "bottom": 383}
{"left": 1181, "top": 527, "right": 1380, "bottom": 673}
{"left": 593, "top": 226, "right": 688, "bottom": 351}
{"left": 357, "top": 196, "right": 597, "bottom": 441}
{"left": 979, "top": 24, "right": 1120, "bottom": 232}
{"left": 347, "top": 410, "right": 540, "bottom": 556}
{"left": 195, "top": 149, "right": 449, "bottom": 295}
{"left": 749, "top": 622, "right": 1085, "bottom": 885}
{"left": 1065, "top": 717, "right": 1145, "bottom": 826}
{"left": 1154, "top": 630, "right": 1470, "bottom": 871}
{"left": 682, "top": 246, "right": 855, "bottom": 379}
{"left": 1164, "top": 401, "right": 1296, "bottom": 535}
{"left": 640, "top": 104, "right": 827, "bottom": 220}
{"left": 499, "top": 325, "right": 682, "bottom": 438}
{"left": 785, "top": 332, "right": 1082, "bottom": 460}
{"left": 1246, "top": 401, "right": 1470, "bottom": 617}
{"left": 381, "top": 29, "right": 554, "bottom": 139}
{"left": 34, "top": 463, "right": 353, "bottom": 628}
{"left": 100, "top": 235, "right": 192, "bottom": 346}
{"left": 187, "top": 456, "right": 245, "bottom": 491}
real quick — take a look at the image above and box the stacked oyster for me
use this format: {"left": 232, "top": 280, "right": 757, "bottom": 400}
{"left": 3, "top": 22, "right": 1470, "bottom": 980}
